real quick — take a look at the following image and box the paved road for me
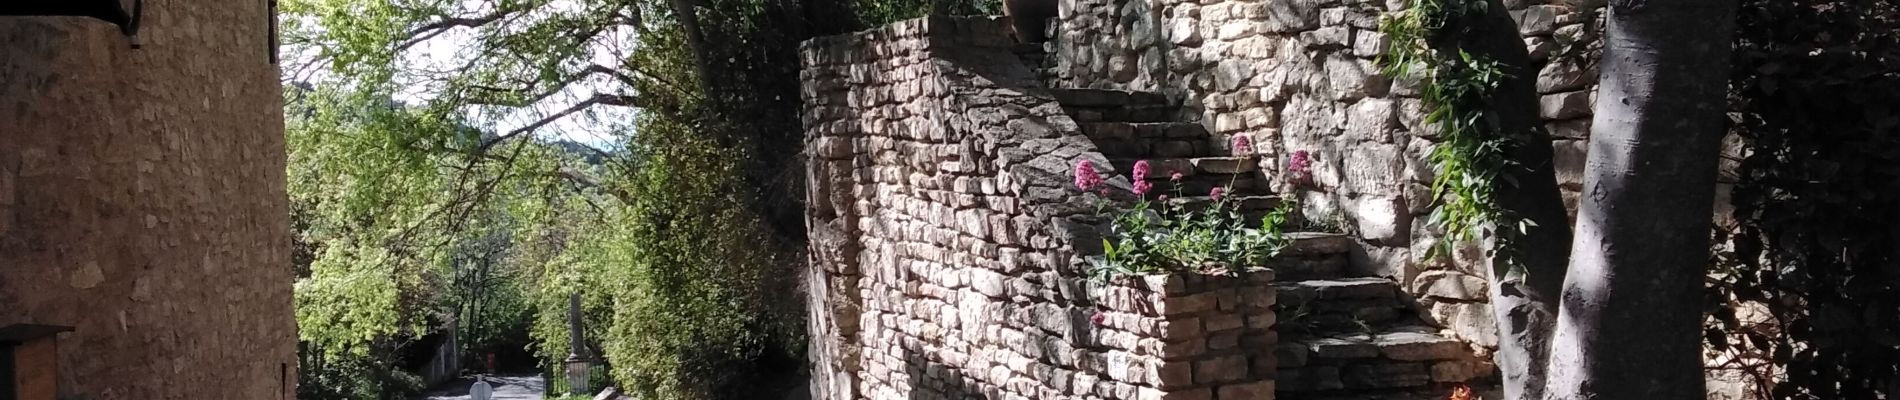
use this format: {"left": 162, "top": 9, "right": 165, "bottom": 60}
{"left": 416, "top": 374, "right": 546, "bottom": 400}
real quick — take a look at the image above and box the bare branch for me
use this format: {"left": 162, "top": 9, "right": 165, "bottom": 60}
{"left": 473, "top": 93, "right": 643, "bottom": 155}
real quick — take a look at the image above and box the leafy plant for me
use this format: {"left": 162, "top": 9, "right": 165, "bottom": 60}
{"left": 1083, "top": 159, "right": 1296, "bottom": 281}
{"left": 1378, "top": 0, "right": 1531, "bottom": 268}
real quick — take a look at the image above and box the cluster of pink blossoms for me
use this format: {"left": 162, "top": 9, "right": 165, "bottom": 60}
{"left": 1074, "top": 159, "right": 1105, "bottom": 193}
{"left": 1130, "top": 160, "right": 1154, "bottom": 196}
{"left": 1288, "top": 150, "right": 1314, "bottom": 183}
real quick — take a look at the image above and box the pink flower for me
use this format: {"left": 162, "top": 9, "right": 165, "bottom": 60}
{"left": 1288, "top": 150, "right": 1314, "bottom": 182}
{"left": 1210, "top": 186, "right": 1225, "bottom": 201}
{"left": 1170, "top": 171, "right": 1185, "bottom": 182}
{"left": 1289, "top": 150, "right": 1312, "bottom": 171}
{"left": 1231, "top": 135, "right": 1254, "bottom": 155}
{"left": 1132, "top": 160, "right": 1151, "bottom": 182}
{"left": 1090, "top": 311, "right": 1107, "bottom": 327}
{"left": 1157, "top": 194, "right": 1169, "bottom": 202}
{"left": 1133, "top": 180, "right": 1153, "bottom": 196}
{"left": 1074, "top": 160, "right": 1103, "bottom": 192}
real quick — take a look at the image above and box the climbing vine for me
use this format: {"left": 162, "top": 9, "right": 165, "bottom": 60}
{"left": 1377, "top": 0, "right": 1528, "bottom": 266}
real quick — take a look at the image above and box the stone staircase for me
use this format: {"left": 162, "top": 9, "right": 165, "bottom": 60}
{"left": 1038, "top": 81, "right": 1491, "bottom": 398}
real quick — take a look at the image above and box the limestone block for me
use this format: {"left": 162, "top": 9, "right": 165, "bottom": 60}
{"left": 1346, "top": 98, "right": 1399, "bottom": 143}
{"left": 1539, "top": 90, "right": 1593, "bottom": 119}
{"left": 1552, "top": 138, "right": 1588, "bottom": 189}
{"left": 1413, "top": 270, "right": 1488, "bottom": 301}
{"left": 1537, "top": 59, "right": 1597, "bottom": 94}
{"left": 1217, "top": 381, "right": 1274, "bottom": 399}
{"left": 1193, "top": 354, "right": 1249, "bottom": 384}
{"left": 1375, "top": 331, "right": 1470, "bottom": 361}
{"left": 1429, "top": 301, "right": 1499, "bottom": 348}
{"left": 1259, "top": 0, "right": 1321, "bottom": 33}
{"left": 1351, "top": 195, "right": 1409, "bottom": 244}
{"left": 1341, "top": 142, "right": 1404, "bottom": 196}
{"left": 1302, "top": 26, "right": 1353, "bottom": 49}
{"left": 1325, "top": 56, "right": 1388, "bottom": 100}
{"left": 972, "top": 269, "right": 1009, "bottom": 298}
{"left": 1524, "top": 36, "right": 1555, "bottom": 62}
{"left": 1353, "top": 30, "right": 1390, "bottom": 57}
{"left": 1548, "top": 118, "right": 1590, "bottom": 139}
{"left": 1167, "top": 18, "right": 1202, "bottom": 46}
{"left": 1204, "top": 312, "right": 1245, "bottom": 332}
{"left": 1161, "top": 292, "right": 1218, "bottom": 316}
{"left": 1307, "top": 336, "right": 1379, "bottom": 359}
{"left": 1213, "top": 60, "right": 1256, "bottom": 92}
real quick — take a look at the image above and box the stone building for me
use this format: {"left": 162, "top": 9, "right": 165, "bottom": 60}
{"left": 0, "top": 1, "right": 296, "bottom": 399}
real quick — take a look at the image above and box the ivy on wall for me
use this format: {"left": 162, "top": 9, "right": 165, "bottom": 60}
{"left": 1376, "top": 0, "right": 1528, "bottom": 265}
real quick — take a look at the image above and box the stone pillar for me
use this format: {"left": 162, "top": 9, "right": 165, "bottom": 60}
{"left": 1096, "top": 271, "right": 1278, "bottom": 399}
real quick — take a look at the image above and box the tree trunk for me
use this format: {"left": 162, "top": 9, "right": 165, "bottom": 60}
{"left": 1545, "top": 1, "right": 1736, "bottom": 399}
{"left": 1446, "top": 2, "right": 1577, "bottom": 398}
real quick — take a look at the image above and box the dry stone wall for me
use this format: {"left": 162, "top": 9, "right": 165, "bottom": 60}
{"left": 802, "top": 16, "right": 1285, "bottom": 400}
{"left": 1040, "top": 0, "right": 1605, "bottom": 354}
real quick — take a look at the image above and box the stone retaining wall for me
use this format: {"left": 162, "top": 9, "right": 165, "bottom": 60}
{"left": 801, "top": 16, "right": 1200, "bottom": 399}
{"left": 1039, "top": 0, "right": 1606, "bottom": 354}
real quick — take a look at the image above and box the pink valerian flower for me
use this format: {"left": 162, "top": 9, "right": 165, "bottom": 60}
{"left": 1210, "top": 186, "right": 1225, "bottom": 202}
{"left": 1231, "top": 135, "right": 1254, "bottom": 155}
{"left": 1157, "top": 194, "right": 1169, "bottom": 202}
{"left": 1131, "top": 160, "right": 1152, "bottom": 182}
{"left": 1090, "top": 311, "right": 1107, "bottom": 327}
{"left": 1133, "top": 180, "right": 1154, "bottom": 196}
{"left": 1170, "top": 171, "right": 1185, "bottom": 182}
{"left": 1288, "top": 150, "right": 1314, "bottom": 183}
{"left": 1074, "top": 160, "right": 1103, "bottom": 192}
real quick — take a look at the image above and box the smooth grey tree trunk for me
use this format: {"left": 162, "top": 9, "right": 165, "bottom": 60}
{"left": 1445, "top": 2, "right": 1577, "bottom": 398}
{"left": 1545, "top": 1, "right": 1736, "bottom": 399}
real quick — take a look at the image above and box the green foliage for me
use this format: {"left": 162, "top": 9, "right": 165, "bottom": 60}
{"left": 1092, "top": 174, "right": 1295, "bottom": 279}
{"left": 1377, "top": 0, "right": 1529, "bottom": 268}
{"left": 1707, "top": 1, "right": 1900, "bottom": 399}
{"left": 297, "top": 349, "right": 426, "bottom": 400}
{"left": 283, "top": 0, "right": 951, "bottom": 397}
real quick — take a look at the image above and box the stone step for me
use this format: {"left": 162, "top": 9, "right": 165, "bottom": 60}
{"left": 1269, "top": 254, "right": 1351, "bottom": 281}
{"left": 1050, "top": 88, "right": 1172, "bottom": 107}
{"left": 1273, "top": 278, "right": 1419, "bottom": 334}
{"left": 1080, "top": 122, "right": 1207, "bottom": 140}
{"left": 1282, "top": 232, "right": 1351, "bottom": 257}
{"left": 1109, "top": 156, "right": 1259, "bottom": 179}
{"left": 1276, "top": 326, "right": 1491, "bottom": 393}
{"left": 1054, "top": 89, "right": 1179, "bottom": 124}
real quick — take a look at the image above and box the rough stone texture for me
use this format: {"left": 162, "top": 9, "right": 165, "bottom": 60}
{"left": 0, "top": 2, "right": 297, "bottom": 399}
{"left": 809, "top": 0, "right": 1612, "bottom": 396}
{"left": 802, "top": 17, "right": 1275, "bottom": 399}
{"left": 1034, "top": 0, "right": 1610, "bottom": 394}
{"left": 1040, "top": 0, "right": 1605, "bottom": 307}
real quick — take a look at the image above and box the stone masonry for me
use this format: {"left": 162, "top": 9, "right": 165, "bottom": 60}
{"left": 802, "top": 15, "right": 1505, "bottom": 399}
{"left": 802, "top": 17, "right": 1297, "bottom": 399}
{"left": 1040, "top": 0, "right": 1604, "bottom": 356}
{"left": 0, "top": 1, "right": 297, "bottom": 399}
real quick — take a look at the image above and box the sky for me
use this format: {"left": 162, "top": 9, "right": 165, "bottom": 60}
{"left": 284, "top": 0, "right": 638, "bottom": 149}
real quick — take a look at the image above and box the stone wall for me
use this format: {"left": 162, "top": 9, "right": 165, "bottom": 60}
{"left": 1040, "top": 0, "right": 1605, "bottom": 353}
{"left": 802, "top": 17, "right": 1284, "bottom": 399}
{"left": 0, "top": 1, "right": 297, "bottom": 399}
